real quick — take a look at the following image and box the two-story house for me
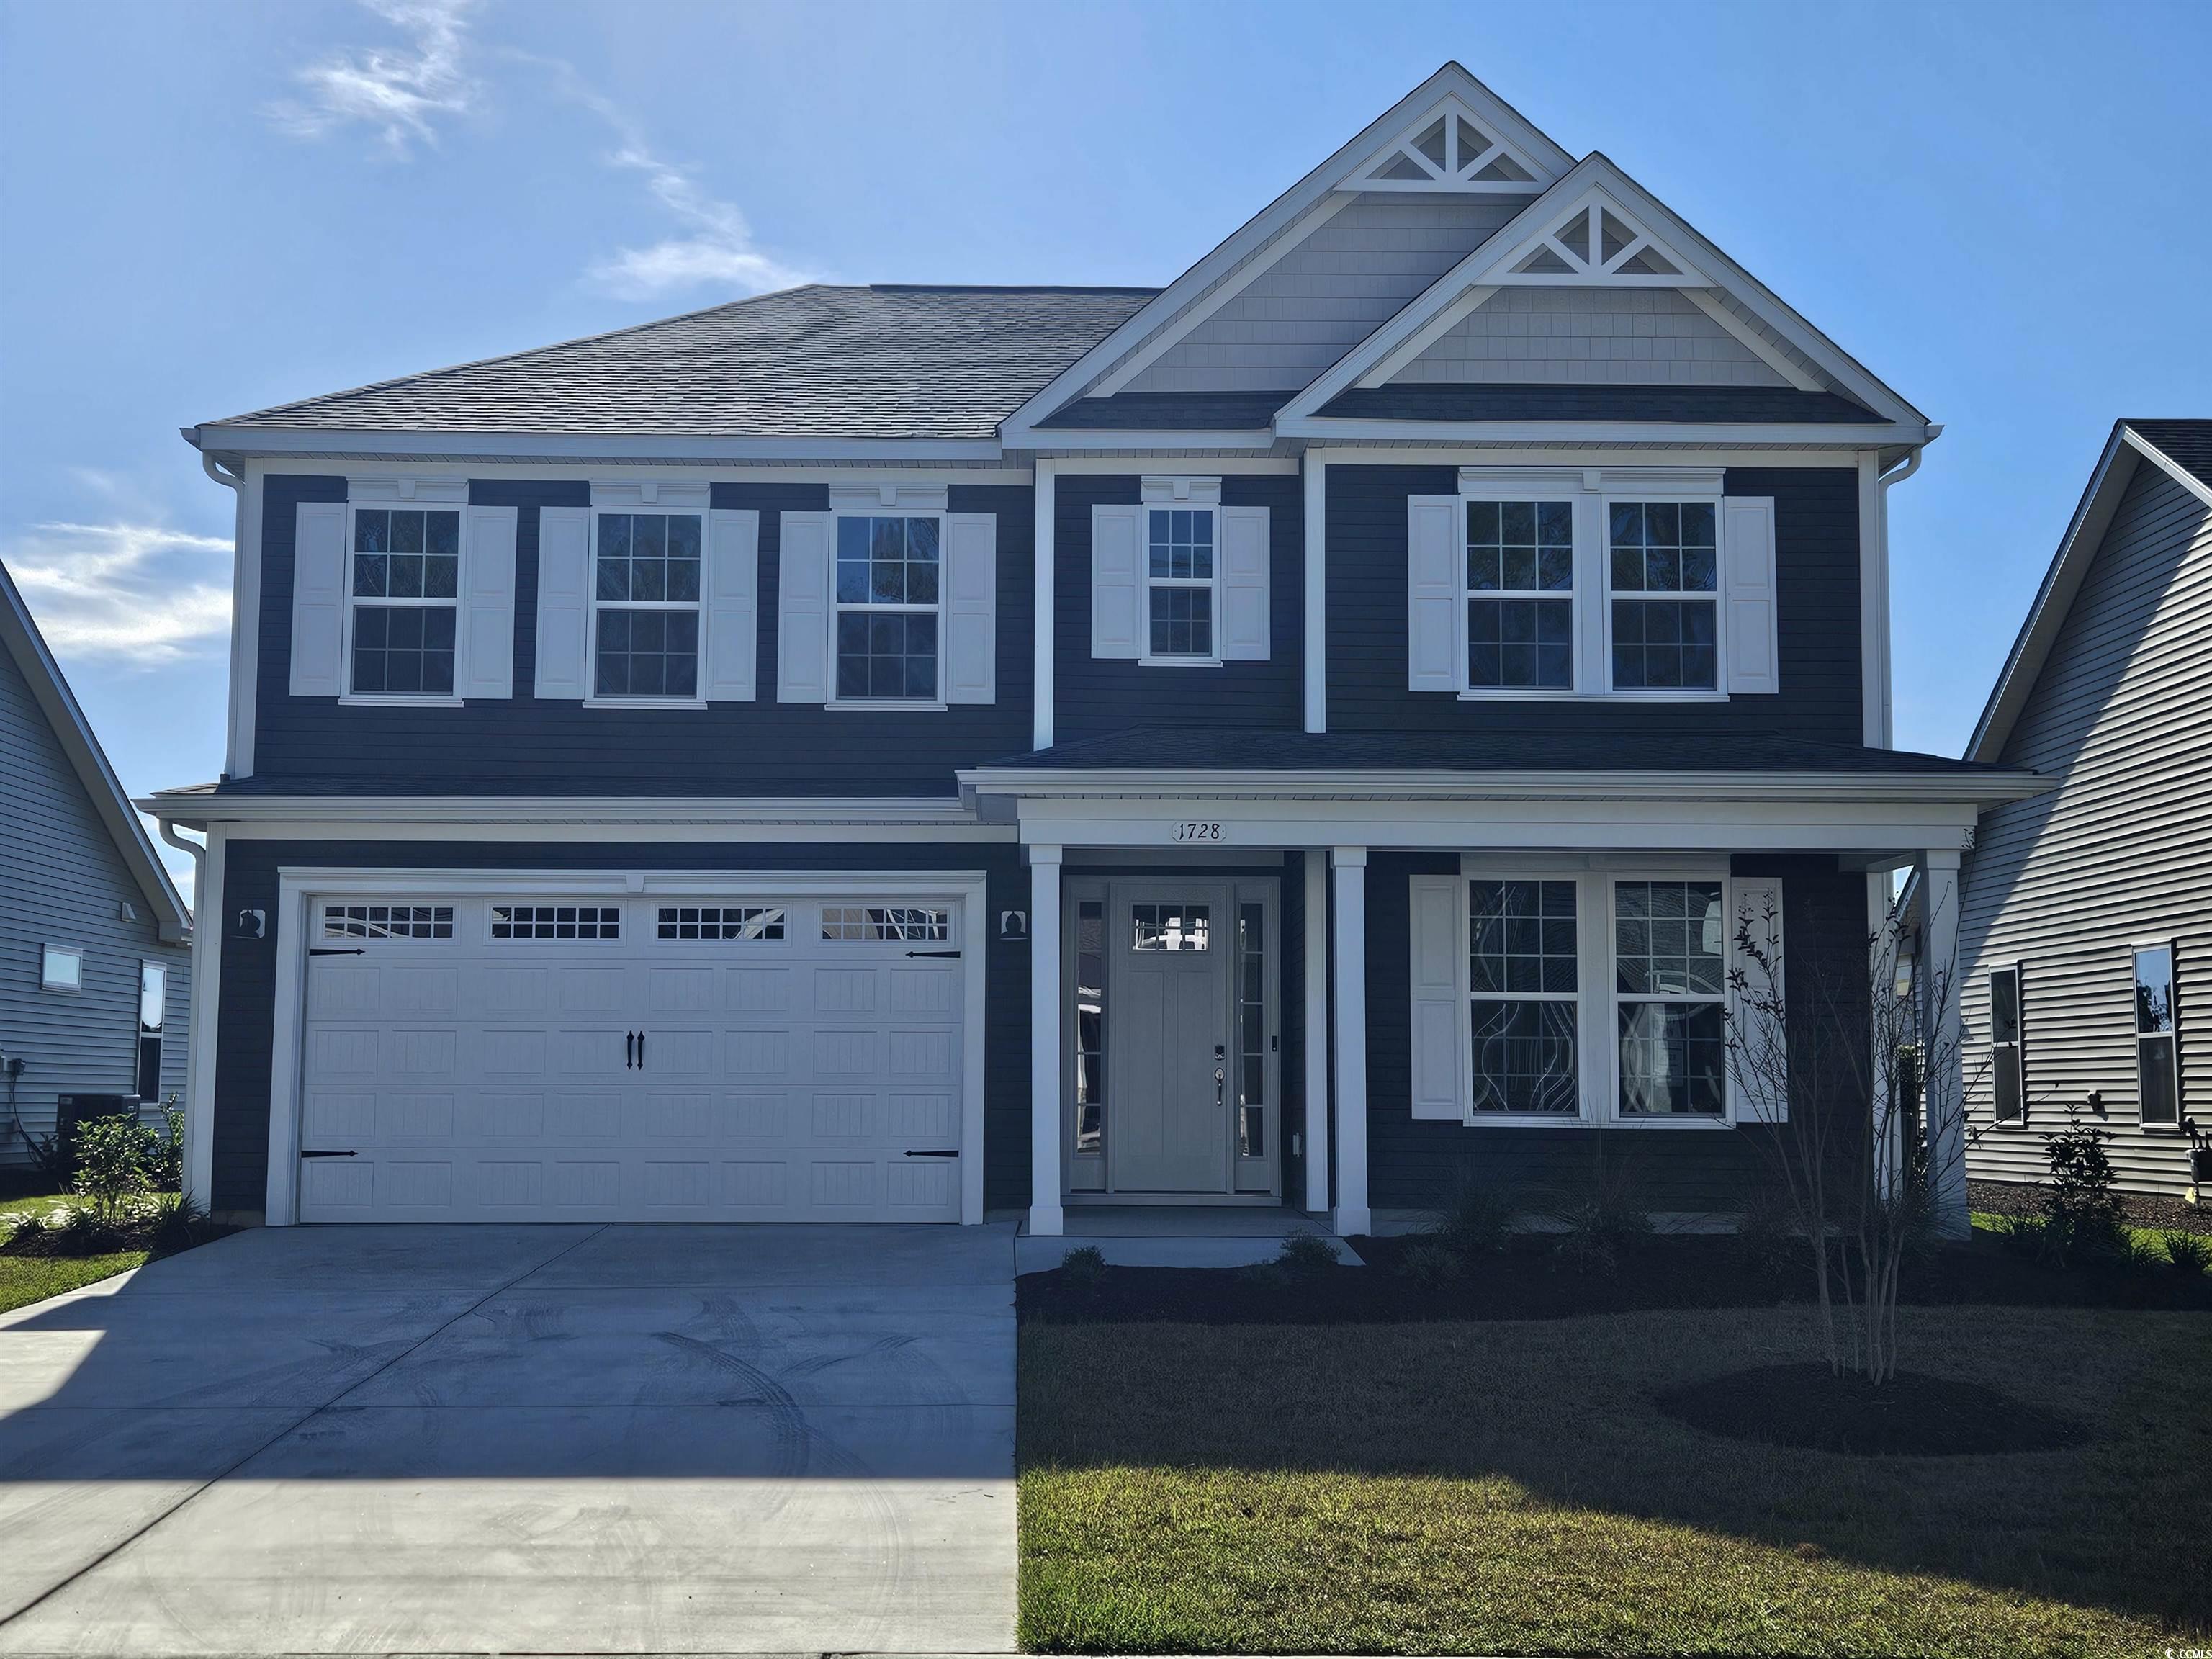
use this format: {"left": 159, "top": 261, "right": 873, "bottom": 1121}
{"left": 145, "top": 64, "right": 2041, "bottom": 1238}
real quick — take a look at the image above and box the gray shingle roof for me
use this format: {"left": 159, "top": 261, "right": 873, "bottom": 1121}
{"left": 205, "top": 284, "right": 1158, "bottom": 441}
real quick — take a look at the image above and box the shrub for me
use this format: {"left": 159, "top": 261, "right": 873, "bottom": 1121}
{"left": 2038, "top": 1112, "right": 2128, "bottom": 1267}
{"left": 1991, "top": 1210, "right": 2049, "bottom": 1257}
{"left": 1396, "top": 1241, "right": 1465, "bottom": 1287}
{"left": 1274, "top": 1231, "right": 1341, "bottom": 1277}
{"left": 149, "top": 1191, "right": 210, "bottom": 1254}
{"left": 1737, "top": 1188, "right": 1802, "bottom": 1277}
{"left": 1058, "top": 1244, "right": 1107, "bottom": 1287}
{"left": 69, "top": 1113, "right": 156, "bottom": 1228}
{"left": 1432, "top": 1172, "right": 1514, "bottom": 1257}
{"left": 1553, "top": 1232, "right": 1619, "bottom": 1277}
{"left": 25, "top": 1122, "right": 78, "bottom": 1192}
{"left": 2160, "top": 1231, "right": 2212, "bottom": 1277}
{"left": 146, "top": 1099, "right": 185, "bottom": 1193}
{"left": 1545, "top": 1152, "right": 1654, "bottom": 1268}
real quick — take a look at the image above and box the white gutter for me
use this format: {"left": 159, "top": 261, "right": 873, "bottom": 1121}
{"left": 201, "top": 452, "right": 247, "bottom": 777}
{"left": 158, "top": 819, "right": 218, "bottom": 1211}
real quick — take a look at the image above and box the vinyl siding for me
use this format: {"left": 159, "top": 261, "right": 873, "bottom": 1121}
{"left": 1325, "top": 464, "right": 1862, "bottom": 740}
{"left": 1053, "top": 474, "right": 1303, "bottom": 741}
{"left": 208, "top": 838, "right": 1030, "bottom": 1217}
{"left": 251, "top": 475, "right": 1034, "bottom": 795}
{"left": 1126, "top": 192, "right": 1538, "bottom": 395}
{"left": 1364, "top": 852, "right": 1868, "bottom": 1213}
{"left": 0, "top": 644, "right": 190, "bottom": 1164}
{"left": 1390, "top": 287, "right": 1789, "bottom": 387}
{"left": 1960, "top": 462, "right": 2212, "bottom": 1195}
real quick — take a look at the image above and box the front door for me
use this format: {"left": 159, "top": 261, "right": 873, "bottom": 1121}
{"left": 1108, "top": 887, "right": 1231, "bottom": 1192}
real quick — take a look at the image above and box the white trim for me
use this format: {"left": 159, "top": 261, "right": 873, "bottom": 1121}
{"left": 38, "top": 943, "right": 85, "bottom": 994}
{"left": 827, "top": 502, "right": 950, "bottom": 708}
{"left": 1328, "top": 849, "right": 1369, "bottom": 1236}
{"left": 217, "top": 458, "right": 255, "bottom": 778}
{"left": 1858, "top": 452, "right": 1890, "bottom": 746}
{"left": 1017, "top": 428, "right": 1282, "bottom": 452}
{"left": 346, "top": 474, "right": 469, "bottom": 505}
{"left": 1301, "top": 850, "right": 1330, "bottom": 1213}
{"left": 1034, "top": 461, "right": 1056, "bottom": 749}
{"left": 1028, "top": 454, "right": 1300, "bottom": 476}
{"left": 1358, "top": 287, "right": 1500, "bottom": 389}
{"left": 1136, "top": 495, "right": 1224, "bottom": 666}
{"left": 1341, "top": 95, "right": 1557, "bottom": 194}
{"left": 1680, "top": 288, "right": 1822, "bottom": 392}
{"left": 195, "top": 428, "right": 1007, "bottom": 463}
{"left": 335, "top": 499, "right": 469, "bottom": 707}
{"left": 180, "top": 824, "right": 224, "bottom": 1207}
{"left": 586, "top": 499, "right": 710, "bottom": 706}
{"left": 1281, "top": 416, "right": 1927, "bottom": 447}
{"left": 263, "top": 867, "right": 992, "bottom": 1228}
{"left": 1309, "top": 444, "right": 1861, "bottom": 470}
{"left": 1029, "top": 845, "right": 1065, "bottom": 1236}
{"left": 1303, "top": 457, "right": 1326, "bottom": 730}
{"left": 2129, "top": 938, "right": 2182, "bottom": 1130}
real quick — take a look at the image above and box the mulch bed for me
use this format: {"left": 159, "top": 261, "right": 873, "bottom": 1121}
{"left": 1020, "top": 1233, "right": 2212, "bottom": 1325}
{"left": 1972, "top": 1177, "right": 2212, "bottom": 1236}
{"left": 1654, "top": 1363, "right": 2090, "bottom": 1456}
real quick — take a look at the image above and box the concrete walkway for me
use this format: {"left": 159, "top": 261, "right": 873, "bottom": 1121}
{"left": 0, "top": 1223, "right": 1017, "bottom": 1655}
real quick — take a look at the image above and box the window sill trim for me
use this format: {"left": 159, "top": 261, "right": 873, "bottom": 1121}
{"left": 1599, "top": 688, "right": 1731, "bottom": 703}
{"left": 1455, "top": 1112, "right": 1736, "bottom": 1131}
{"left": 1137, "top": 655, "right": 1226, "bottom": 670}
{"left": 338, "top": 693, "right": 465, "bottom": 709}
{"left": 581, "top": 696, "right": 709, "bottom": 711}
{"left": 827, "top": 698, "right": 952, "bottom": 714}
{"left": 1457, "top": 688, "right": 1581, "bottom": 702}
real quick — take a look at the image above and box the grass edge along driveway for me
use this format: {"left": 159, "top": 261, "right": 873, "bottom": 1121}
{"left": 1018, "top": 1303, "right": 2209, "bottom": 1658}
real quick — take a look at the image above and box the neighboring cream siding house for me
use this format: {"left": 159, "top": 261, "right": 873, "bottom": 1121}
{"left": 1957, "top": 421, "right": 2212, "bottom": 1197}
{"left": 1, "top": 559, "right": 194, "bottom": 1169}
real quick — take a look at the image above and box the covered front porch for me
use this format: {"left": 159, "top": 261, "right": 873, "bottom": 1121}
{"left": 960, "top": 729, "right": 2047, "bottom": 1247}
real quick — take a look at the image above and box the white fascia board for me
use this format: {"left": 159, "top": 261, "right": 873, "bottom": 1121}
{"left": 996, "top": 63, "right": 1575, "bottom": 438}
{"left": 1305, "top": 444, "right": 1860, "bottom": 469}
{"left": 1279, "top": 417, "right": 1925, "bottom": 448}
{"left": 137, "top": 793, "right": 1005, "bottom": 835}
{"left": 190, "top": 426, "right": 1007, "bottom": 464}
{"left": 956, "top": 766, "right": 2051, "bottom": 807}
{"left": 1965, "top": 423, "right": 2148, "bottom": 761}
{"left": 2128, "top": 425, "right": 2212, "bottom": 510}
{"left": 1279, "top": 154, "right": 1930, "bottom": 431}
{"left": 1011, "top": 428, "right": 1283, "bottom": 452}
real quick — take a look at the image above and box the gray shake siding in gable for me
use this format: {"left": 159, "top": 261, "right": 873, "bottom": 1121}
{"left": 1051, "top": 474, "right": 1304, "bottom": 742}
{"left": 1, "top": 645, "right": 189, "bottom": 1162}
{"left": 1961, "top": 459, "right": 2212, "bottom": 1196}
{"left": 252, "top": 475, "right": 1035, "bottom": 796}
{"left": 1323, "top": 464, "right": 1863, "bottom": 741}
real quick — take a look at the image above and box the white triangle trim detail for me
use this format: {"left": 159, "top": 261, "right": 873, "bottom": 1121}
{"left": 1488, "top": 189, "right": 1707, "bottom": 286}
{"left": 1342, "top": 94, "right": 1557, "bottom": 193}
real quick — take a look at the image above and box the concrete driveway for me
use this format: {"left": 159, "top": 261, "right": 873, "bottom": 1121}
{"left": 0, "top": 1223, "right": 1017, "bottom": 1655}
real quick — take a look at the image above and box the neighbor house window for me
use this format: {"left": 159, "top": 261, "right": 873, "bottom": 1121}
{"left": 1468, "top": 878, "right": 1579, "bottom": 1112}
{"left": 1465, "top": 499, "right": 1574, "bottom": 691}
{"left": 349, "top": 506, "right": 459, "bottom": 698}
{"left": 1614, "top": 880, "right": 1727, "bottom": 1115}
{"left": 135, "top": 963, "right": 166, "bottom": 1101}
{"left": 40, "top": 945, "right": 83, "bottom": 993}
{"left": 2134, "top": 944, "right": 2180, "bottom": 1127}
{"left": 1609, "top": 500, "right": 1719, "bottom": 691}
{"left": 1146, "top": 506, "right": 1217, "bottom": 660}
{"left": 594, "top": 511, "right": 703, "bottom": 700}
{"left": 1989, "top": 965, "right": 2025, "bottom": 1123}
{"left": 835, "top": 515, "right": 940, "bottom": 700}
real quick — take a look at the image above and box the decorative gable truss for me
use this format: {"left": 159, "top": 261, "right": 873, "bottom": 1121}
{"left": 1278, "top": 158, "right": 1934, "bottom": 431}
{"left": 1343, "top": 101, "right": 1548, "bottom": 192}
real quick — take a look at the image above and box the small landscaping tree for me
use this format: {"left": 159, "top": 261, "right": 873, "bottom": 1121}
{"left": 69, "top": 1112, "right": 156, "bottom": 1230}
{"left": 2037, "top": 1110, "right": 2128, "bottom": 1267}
{"left": 1725, "top": 884, "right": 1976, "bottom": 1385}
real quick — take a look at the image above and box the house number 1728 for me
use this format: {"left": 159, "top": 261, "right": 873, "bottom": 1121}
{"left": 1173, "top": 822, "right": 1223, "bottom": 842}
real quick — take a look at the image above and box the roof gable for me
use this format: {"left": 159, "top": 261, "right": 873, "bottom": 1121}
{"left": 0, "top": 561, "right": 191, "bottom": 941}
{"left": 1278, "top": 155, "right": 1930, "bottom": 433}
{"left": 999, "top": 63, "right": 1574, "bottom": 441}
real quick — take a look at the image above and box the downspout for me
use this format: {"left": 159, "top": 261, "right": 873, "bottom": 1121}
{"left": 199, "top": 449, "right": 246, "bottom": 780}
{"left": 158, "top": 819, "right": 215, "bottom": 1210}
{"left": 1869, "top": 428, "right": 1937, "bottom": 752}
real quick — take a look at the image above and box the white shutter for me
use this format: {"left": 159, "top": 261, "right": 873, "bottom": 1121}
{"left": 1722, "top": 495, "right": 1779, "bottom": 695}
{"left": 459, "top": 505, "right": 516, "bottom": 701}
{"left": 702, "top": 508, "right": 759, "bottom": 703}
{"left": 1407, "top": 496, "right": 1462, "bottom": 693}
{"left": 533, "top": 505, "right": 591, "bottom": 701}
{"left": 289, "top": 501, "right": 349, "bottom": 698}
{"left": 777, "top": 511, "right": 832, "bottom": 703}
{"left": 1090, "top": 503, "right": 1142, "bottom": 659}
{"left": 1728, "top": 875, "right": 1788, "bottom": 1124}
{"left": 1219, "top": 504, "right": 1271, "bottom": 661}
{"left": 1408, "top": 873, "right": 1467, "bottom": 1120}
{"left": 943, "top": 511, "right": 997, "bottom": 704}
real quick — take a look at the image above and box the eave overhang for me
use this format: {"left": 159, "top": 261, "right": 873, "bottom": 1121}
{"left": 184, "top": 426, "right": 1007, "bottom": 467}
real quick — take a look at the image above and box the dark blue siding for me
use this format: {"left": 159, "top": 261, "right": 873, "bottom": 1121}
{"left": 1362, "top": 852, "right": 1869, "bottom": 1213}
{"left": 1053, "top": 473, "right": 1304, "bottom": 742}
{"left": 210, "top": 837, "right": 1032, "bottom": 1215}
{"left": 252, "top": 476, "right": 1035, "bottom": 794}
{"left": 1326, "top": 465, "right": 1863, "bottom": 742}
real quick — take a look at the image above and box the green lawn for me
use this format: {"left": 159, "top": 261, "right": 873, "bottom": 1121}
{"left": 0, "top": 1251, "right": 147, "bottom": 1315}
{"left": 0, "top": 1192, "right": 81, "bottom": 1223}
{"left": 1969, "top": 1208, "right": 2203, "bottom": 1261}
{"left": 1020, "top": 1304, "right": 2211, "bottom": 1657}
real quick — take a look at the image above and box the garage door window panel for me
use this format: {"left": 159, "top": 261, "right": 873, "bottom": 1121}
{"left": 491, "top": 904, "right": 622, "bottom": 941}
{"left": 657, "top": 905, "right": 786, "bottom": 941}
{"left": 823, "top": 906, "right": 951, "bottom": 943}
{"left": 324, "top": 904, "right": 455, "bottom": 940}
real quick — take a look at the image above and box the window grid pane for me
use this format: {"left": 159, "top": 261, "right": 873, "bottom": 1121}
{"left": 835, "top": 612, "right": 938, "bottom": 700}
{"left": 1075, "top": 900, "right": 1106, "bottom": 1155}
{"left": 1609, "top": 499, "right": 1718, "bottom": 691}
{"left": 1469, "top": 879, "right": 1579, "bottom": 1115}
{"left": 1148, "top": 586, "right": 1213, "bottom": 657}
{"left": 655, "top": 905, "right": 786, "bottom": 941}
{"left": 821, "top": 906, "right": 950, "bottom": 942}
{"left": 323, "top": 904, "right": 455, "bottom": 941}
{"left": 1614, "top": 879, "right": 1727, "bottom": 1117}
{"left": 594, "top": 608, "right": 700, "bottom": 698}
{"left": 1147, "top": 508, "right": 1214, "bottom": 580}
{"left": 1237, "top": 903, "right": 1266, "bottom": 1156}
{"left": 490, "top": 905, "right": 621, "bottom": 941}
{"left": 1617, "top": 1002, "right": 1727, "bottom": 1116}
{"left": 2135, "top": 946, "right": 2179, "bottom": 1125}
{"left": 833, "top": 516, "right": 941, "bottom": 700}
{"left": 1466, "top": 499, "right": 1573, "bottom": 689}
{"left": 1131, "top": 903, "right": 1210, "bottom": 952}
{"left": 352, "top": 508, "right": 459, "bottom": 601}
{"left": 351, "top": 604, "right": 457, "bottom": 697}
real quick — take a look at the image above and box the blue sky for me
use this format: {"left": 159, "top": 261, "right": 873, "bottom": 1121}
{"left": 3, "top": 0, "right": 2207, "bottom": 900}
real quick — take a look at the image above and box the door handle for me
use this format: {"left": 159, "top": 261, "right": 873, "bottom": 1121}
{"left": 300, "top": 1148, "right": 357, "bottom": 1159}
{"left": 625, "top": 1030, "right": 636, "bottom": 1069}
{"left": 637, "top": 1030, "right": 645, "bottom": 1070}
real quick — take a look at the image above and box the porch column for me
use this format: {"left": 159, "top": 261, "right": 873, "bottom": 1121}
{"left": 1303, "top": 850, "right": 1331, "bottom": 1215}
{"left": 1330, "top": 847, "right": 1370, "bottom": 1236}
{"left": 1916, "top": 848, "right": 1967, "bottom": 1238}
{"left": 1033, "top": 460, "right": 1056, "bottom": 751}
{"left": 1028, "top": 844, "right": 1064, "bottom": 1236}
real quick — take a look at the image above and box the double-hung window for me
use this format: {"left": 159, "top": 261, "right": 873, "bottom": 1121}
{"left": 1613, "top": 880, "right": 1729, "bottom": 1116}
{"left": 135, "top": 963, "right": 166, "bottom": 1102}
{"left": 1468, "top": 878, "right": 1580, "bottom": 1112}
{"left": 349, "top": 506, "right": 460, "bottom": 698}
{"left": 1465, "top": 499, "right": 1573, "bottom": 691}
{"left": 594, "top": 510, "right": 703, "bottom": 701}
{"left": 1989, "top": 965, "right": 2025, "bottom": 1123}
{"left": 2134, "top": 944, "right": 2180, "bottom": 1127}
{"left": 835, "top": 514, "right": 941, "bottom": 701}
{"left": 1146, "top": 506, "right": 1216, "bottom": 661}
{"left": 1609, "top": 500, "right": 1719, "bottom": 692}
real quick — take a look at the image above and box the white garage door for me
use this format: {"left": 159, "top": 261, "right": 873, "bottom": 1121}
{"left": 293, "top": 889, "right": 969, "bottom": 1223}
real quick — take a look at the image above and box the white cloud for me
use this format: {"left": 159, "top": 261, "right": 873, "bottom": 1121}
{"left": 585, "top": 143, "right": 809, "bottom": 301}
{"left": 7, "top": 521, "right": 233, "bottom": 665}
{"left": 269, "top": 0, "right": 477, "bottom": 157}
